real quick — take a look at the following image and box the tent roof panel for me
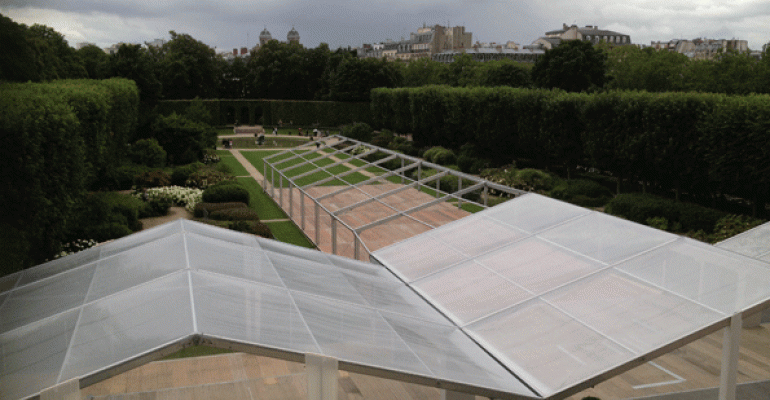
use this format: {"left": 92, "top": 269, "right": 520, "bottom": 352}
{"left": 373, "top": 193, "right": 770, "bottom": 397}
{"left": 0, "top": 219, "right": 539, "bottom": 400}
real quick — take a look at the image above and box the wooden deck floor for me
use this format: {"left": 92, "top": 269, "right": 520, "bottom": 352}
{"left": 274, "top": 183, "right": 469, "bottom": 261}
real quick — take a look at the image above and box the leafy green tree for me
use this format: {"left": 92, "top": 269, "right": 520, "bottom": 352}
{"left": 219, "top": 55, "right": 248, "bottom": 98}
{"left": 474, "top": 59, "right": 533, "bottom": 88}
{"left": 328, "top": 57, "right": 401, "bottom": 101}
{"left": 129, "top": 138, "right": 166, "bottom": 167}
{"left": 158, "top": 31, "right": 220, "bottom": 99}
{"left": 107, "top": 43, "right": 162, "bottom": 105}
{"left": 446, "top": 53, "right": 478, "bottom": 87}
{"left": 77, "top": 44, "right": 109, "bottom": 79}
{"left": 151, "top": 113, "right": 215, "bottom": 165}
{"left": 0, "top": 14, "right": 40, "bottom": 82}
{"left": 245, "top": 40, "right": 324, "bottom": 99}
{"left": 532, "top": 40, "right": 607, "bottom": 92}
{"left": 606, "top": 46, "right": 689, "bottom": 92}
{"left": 27, "top": 24, "right": 87, "bottom": 80}
{"left": 401, "top": 57, "right": 448, "bottom": 87}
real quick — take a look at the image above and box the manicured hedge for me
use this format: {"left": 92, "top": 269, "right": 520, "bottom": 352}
{"left": 202, "top": 184, "right": 250, "bottom": 204}
{"left": 0, "top": 79, "right": 139, "bottom": 273}
{"left": 372, "top": 86, "right": 770, "bottom": 211}
{"left": 158, "top": 99, "right": 372, "bottom": 127}
{"left": 606, "top": 193, "right": 726, "bottom": 233}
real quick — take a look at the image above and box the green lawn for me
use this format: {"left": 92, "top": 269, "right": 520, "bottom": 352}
{"left": 221, "top": 136, "right": 311, "bottom": 149}
{"left": 237, "top": 177, "right": 288, "bottom": 220}
{"left": 265, "top": 221, "right": 315, "bottom": 248}
{"left": 214, "top": 150, "right": 249, "bottom": 176}
{"left": 241, "top": 150, "right": 281, "bottom": 175}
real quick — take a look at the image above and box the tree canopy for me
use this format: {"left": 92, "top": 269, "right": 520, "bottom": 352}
{"left": 532, "top": 40, "right": 608, "bottom": 92}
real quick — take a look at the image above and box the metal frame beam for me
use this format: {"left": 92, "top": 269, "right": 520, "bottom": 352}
{"left": 332, "top": 171, "right": 449, "bottom": 216}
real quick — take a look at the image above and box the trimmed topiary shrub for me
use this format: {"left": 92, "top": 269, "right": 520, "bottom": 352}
{"left": 193, "top": 202, "right": 248, "bottom": 218}
{"left": 550, "top": 179, "right": 613, "bottom": 208}
{"left": 342, "top": 122, "right": 373, "bottom": 142}
{"left": 202, "top": 184, "right": 250, "bottom": 204}
{"left": 171, "top": 162, "right": 203, "bottom": 186}
{"left": 210, "top": 208, "right": 260, "bottom": 221}
{"left": 134, "top": 169, "right": 171, "bottom": 189}
{"left": 606, "top": 193, "right": 727, "bottom": 233}
{"left": 423, "top": 146, "right": 457, "bottom": 165}
{"left": 129, "top": 138, "right": 166, "bottom": 168}
{"left": 230, "top": 220, "right": 273, "bottom": 238}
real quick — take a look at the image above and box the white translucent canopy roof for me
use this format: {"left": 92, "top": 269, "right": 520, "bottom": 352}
{"left": 0, "top": 220, "right": 537, "bottom": 400}
{"left": 717, "top": 220, "right": 770, "bottom": 261}
{"left": 373, "top": 193, "right": 770, "bottom": 398}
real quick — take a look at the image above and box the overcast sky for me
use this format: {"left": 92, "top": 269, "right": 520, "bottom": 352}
{"left": 1, "top": 0, "right": 769, "bottom": 52}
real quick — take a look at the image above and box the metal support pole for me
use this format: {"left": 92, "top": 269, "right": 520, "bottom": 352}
{"left": 331, "top": 218, "right": 337, "bottom": 255}
{"left": 270, "top": 166, "right": 275, "bottom": 198}
{"left": 401, "top": 158, "right": 405, "bottom": 184}
{"left": 306, "top": 353, "right": 338, "bottom": 400}
{"left": 289, "top": 181, "right": 294, "bottom": 218}
{"left": 279, "top": 173, "right": 284, "bottom": 208}
{"left": 315, "top": 202, "right": 320, "bottom": 244}
{"left": 263, "top": 163, "right": 266, "bottom": 188}
{"left": 457, "top": 177, "right": 463, "bottom": 209}
{"left": 301, "top": 192, "right": 306, "bottom": 230}
{"left": 354, "top": 234, "right": 360, "bottom": 260}
{"left": 483, "top": 184, "right": 488, "bottom": 207}
{"left": 719, "top": 313, "right": 742, "bottom": 400}
{"left": 417, "top": 163, "right": 422, "bottom": 191}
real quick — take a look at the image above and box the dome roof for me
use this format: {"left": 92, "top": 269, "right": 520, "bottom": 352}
{"left": 259, "top": 28, "right": 272, "bottom": 40}
{"left": 287, "top": 27, "right": 300, "bottom": 41}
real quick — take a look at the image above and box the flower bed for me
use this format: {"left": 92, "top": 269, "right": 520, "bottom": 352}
{"left": 137, "top": 186, "right": 204, "bottom": 212}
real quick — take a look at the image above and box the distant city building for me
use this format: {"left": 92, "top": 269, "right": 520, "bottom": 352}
{"left": 651, "top": 38, "right": 749, "bottom": 60}
{"left": 104, "top": 43, "right": 125, "bottom": 55}
{"left": 357, "top": 24, "right": 472, "bottom": 61}
{"left": 528, "top": 23, "right": 632, "bottom": 50}
{"left": 76, "top": 42, "right": 95, "bottom": 50}
{"left": 146, "top": 38, "right": 166, "bottom": 48}
{"left": 287, "top": 27, "right": 300, "bottom": 44}
{"left": 433, "top": 47, "right": 543, "bottom": 63}
{"left": 259, "top": 27, "right": 273, "bottom": 46}
{"left": 253, "top": 27, "right": 301, "bottom": 50}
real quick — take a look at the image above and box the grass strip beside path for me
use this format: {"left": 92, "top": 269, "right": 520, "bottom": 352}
{"left": 215, "top": 150, "right": 249, "bottom": 176}
{"left": 265, "top": 221, "right": 315, "bottom": 248}
{"left": 237, "top": 177, "right": 287, "bottom": 220}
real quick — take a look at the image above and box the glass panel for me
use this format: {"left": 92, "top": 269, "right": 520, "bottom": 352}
{"left": 257, "top": 237, "right": 331, "bottom": 264}
{"left": 0, "top": 309, "right": 79, "bottom": 400}
{"left": 717, "top": 222, "right": 770, "bottom": 258}
{"left": 339, "top": 265, "right": 447, "bottom": 323}
{"left": 539, "top": 212, "right": 676, "bottom": 264}
{"left": 182, "top": 220, "right": 257, "bottom": 246}
{"left": 292, "top": 292, "right": 432, "bottom": 376}
{"left": 479, "top": 237, "right": 605, "bottom": 294}
{"left": 0, "top": 292, "right": 6, "bottom": 310}
{"left": 484, "top": 193, "right": 590, "bottom": 234}
{"left": 266, "top": 250, "right": 368, "bottom": 305}
{"left": 86, "top": 234, "right": 187, "bottom": 302}
{"left": 17, "top": 245, "right": 100, "bottom": 286}
{"left": 430, "top": 216, "right": 529, "bottom": 257}
{"left": 544, "top": 269, "right": 725, "bottom": 354}
{"left": 760, "top": 253, "right": 770, "bottom": 263}
{"left": 414, "top": 261, "right": 533, "bottom": 325}
{"left": 186, "top": 233, "right": 283, "bottom": 288}
{"left": 618, "top": 239, "right": 770, "bottom": 314}
{"left": 467, "top": 299, "right": 633, "bottom": 396}
{"left": 0, "top": 270, "right": 21, "bottom": 293}
{"left": 99, "top": 220, "right": 183, "bottom": 257}
{"left": 192, "top": 272, "right": 318, "bottom": 354}
{"left": 59, "top": 272, "right": 193, "bottom": 382}
{"left": 382, "top": 312, "right": 536, "bottom": 396}
{"left": 374, "top": 235, "right": 468, "bottom": 282}
{"left": 0, "top": 263, "right": 96, "bottom": 334}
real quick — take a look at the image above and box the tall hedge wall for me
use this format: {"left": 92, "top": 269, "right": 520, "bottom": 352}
{"left": 371, "top": 86, "right": 770, "bottom": 208}
{"left": 157, "top": 99, "right": 372, "bottom": 127}
{"left": 0, "top": 78, "right": 139, "bottom": 273}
